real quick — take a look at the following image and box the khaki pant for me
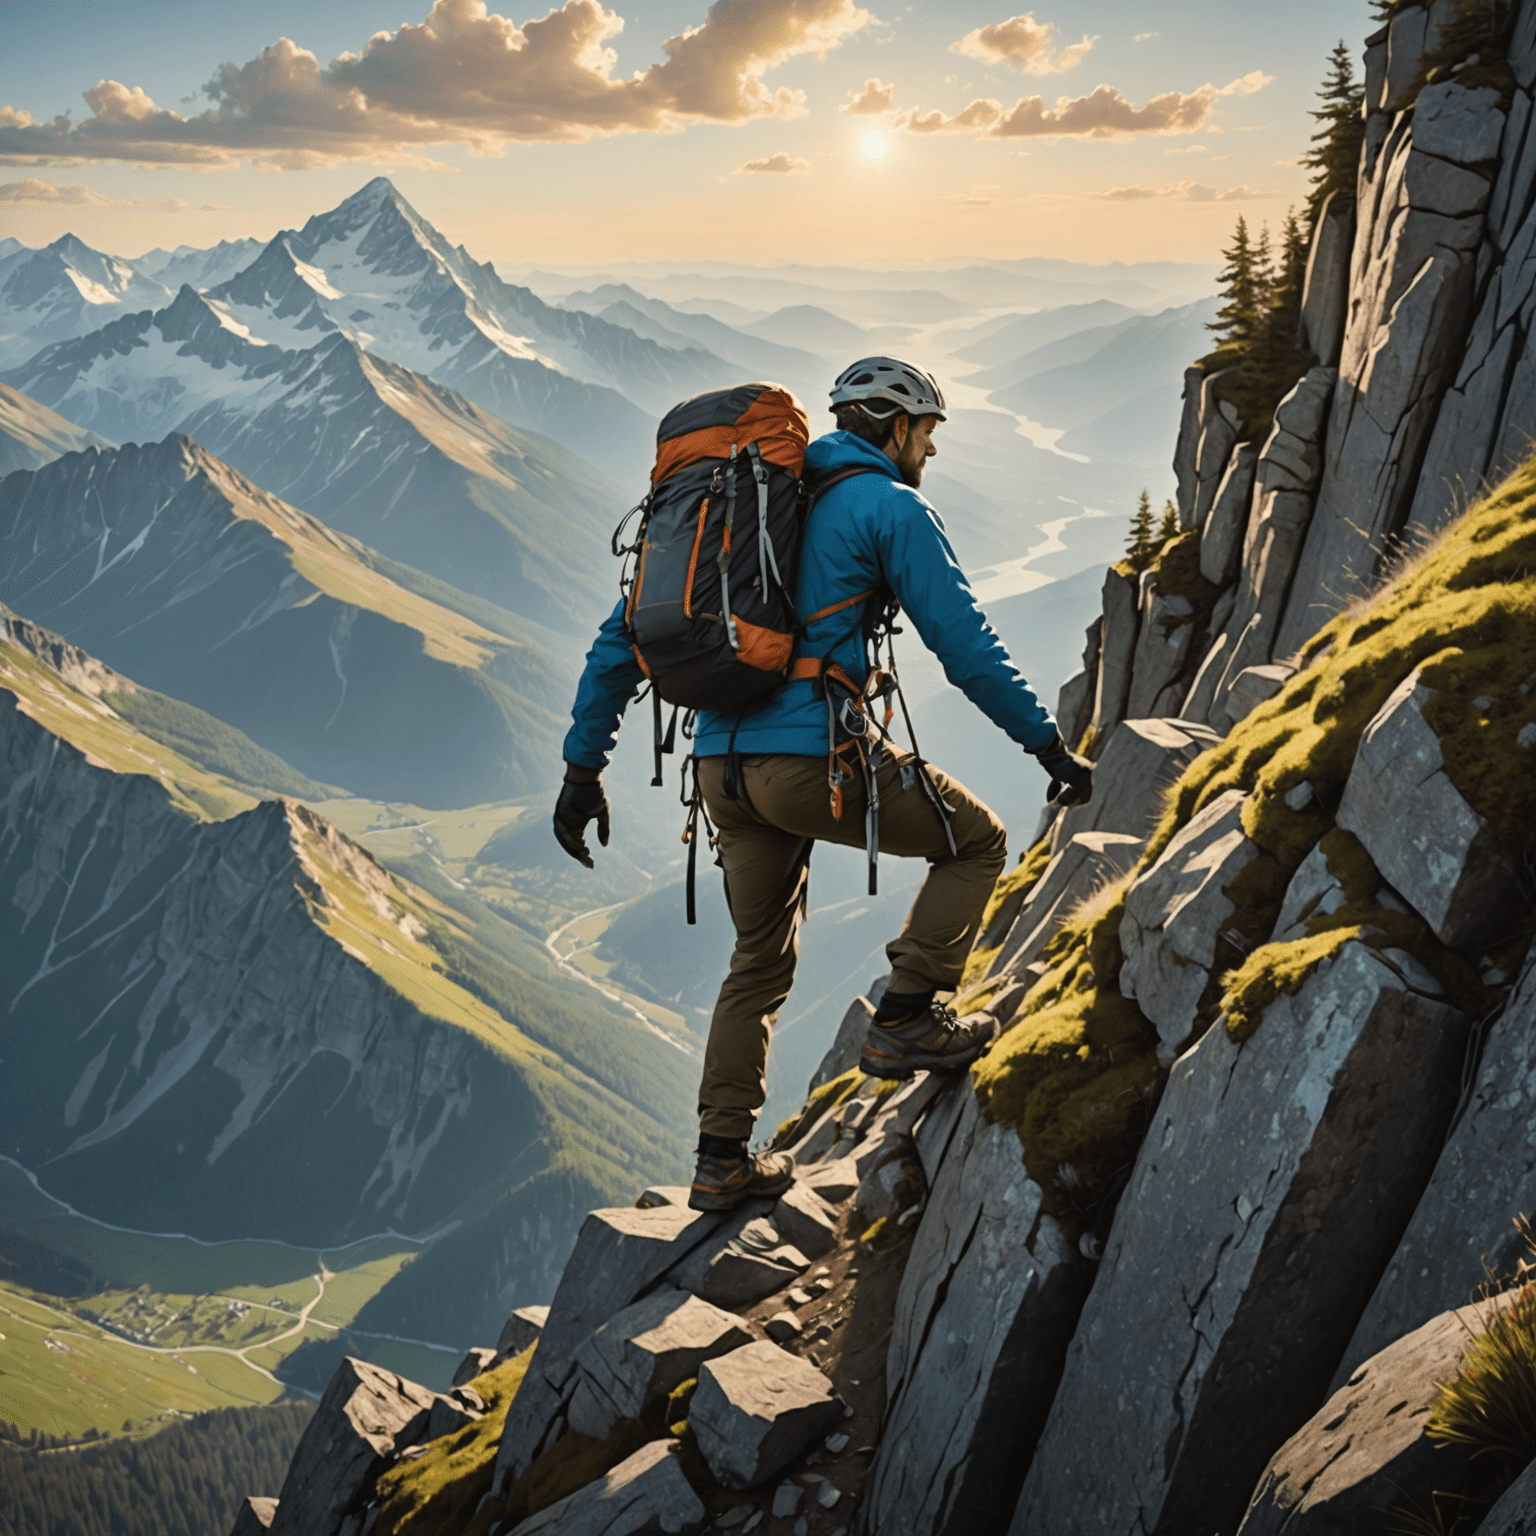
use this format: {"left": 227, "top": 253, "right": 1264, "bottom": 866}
{"left": 696, "top": 747, "right": 1007, "bottom": 1139}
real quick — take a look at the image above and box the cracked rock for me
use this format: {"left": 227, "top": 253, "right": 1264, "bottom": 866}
{"left": 667, "top": 1216, "right": 810, "bottom": 1311}
{"left": 1340, "top": 948, "right": 1536, "bottom": 1376}
{"left": 1238, "top": 1290, "right": 1522, "bottom": 1535}
{"left": 505, "top": 1439, "right": 705, "bottom": 1536}
{"left": 773, "top": 1183, "right": 839, "bottom": 1258}
{"left": 1201, "top": 442, "right": 1258, "bottom": 587}
{"left": 864, "top": 1092, "right": 1084, "bottom": 1536}
{"left": 691, "top": 1341, "right": 841, "bottom": 1490}
{"left": 1051, "top": 718, "right": 1220, "bottom": 856}
{"left": 1479, "top": 1453, "right": 1536, "bottom": 1535}
{"left": 269, "top": 1359, "right": 435, "bottom": 1536}
{"left": 1119, "top": 788, "right": 1265, "bottom": 1064}
{"left": 228, "top": 1497, "right": 278, "bottom": 1535}
{"left": 1088, "top": 565, "right": 1140, "bottom": 744}
{"left": 1337, "top": 671, "right": 1523, "bottom": 949}
{"left": 566, "top": 1290, "right": 751, "bottom": 1442}
{"left": 453, "top": 1347, "right": 498, "bottom": 1387}
{"left": 493, "top": 1205, "right": 730, "bottom": 1490}
{"left": 1015, "top": 941, "right": 1466, "bottom": 1536}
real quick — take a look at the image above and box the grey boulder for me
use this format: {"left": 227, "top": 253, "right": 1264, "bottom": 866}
{"left": 269, "top": 1358, "right": 436, "bottom": 1536}
{"left": 773, "top": 1182, "right": 840, "bottom": 1259}
{"left": 1050, "top": 717, "right": 1220, "bottom": 855}
{"left": 1200, "top": 441, "right": 1258, "bottom": 586}
{"left": 506, "top": 1439, "right": 705, "bottom": 1535}
{"left": 1239, "top": 1291, "right": 1520, "bottom": 1535}
{"left": 1340, "top": 947, "right": 1536, "bottom": 1375}
{"left": 453, "top": 1347, "right": 499, "bottom": 1387}
{"left": 1015, "top": 941, "right": 1466, "bottom": 1536}
{"left": 807, "top": 985, "right": 883, "bottom": 1095}
{"left": 1224, "top": 662, "right": 1294, "bottom": 726}
{"left": 493, "top": 1206, "right": 729, "bottom": 1490}
{"left": 1119, "top": 788, "right": 1265, "bottom": 1064}
{"left": 1337, "top": 671, "right": 1522, "bottom": 949}
{"left": 864, "top": 1091, "right": 1083, "bottom": 1536}
{"left": 497, "top": 1305, "right": 550, "bottom": 1359}
{"left": 667, "top": 1215, "right": 810, "bottom": 1310}
{"left": 566, "top": 1290, "right": 751, "bottom": 1442}
{"left": 690, "top": 1341, "right": 840, "bottom": 1490}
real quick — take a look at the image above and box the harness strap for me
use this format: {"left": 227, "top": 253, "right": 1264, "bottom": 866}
{"left": 716, "top": 447, "right": 739, "bottom": 651}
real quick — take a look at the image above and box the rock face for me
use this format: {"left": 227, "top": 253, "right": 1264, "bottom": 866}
{"left": 505, "top": 1439, "right": 705, "bottom": 1536}
{"left": 498, "top": 1306, "right": 551, "bottom": 1360}
{"left": 1337, "top": 672, "right": 1523, "bottom": 949}
{"left": 1481, "top": 1455, "right": 1536, "bottom": 1536}
{"left": 493, "top": 1205, "right": 730, "bottom": 1489}
{"left": 1340, "top": 948, "right": 1536, "bottom": 1376}
{"left": 567, "top": 1291, "right": 751, "bottom": 1441}
{"left": 690, "top": 1341, "right": 841, "bottom": 1490}
{"left": 1200, "top": 442, "right": 1258, "bottom": 586}
{"left": 1051, "top": 717, "right": 1220, "bottom": 853}
{"left": 1014, "top": 941, "right": 1466, "bottom": 1536}
{"left": 1088, "top": 567, "right": 1140, "bottom": 744}
{"left": 1118, "top": 788, "right": 1265, "bottom": 1065}
{"left": 862, "top": 1093, "right": 1083, "bottom": 1536}
{"left": 228, "top": 1497, "right": 279, "bottom": 1536}
{"left": 1238, "top": 1292, "right": 1518, "bottom": 1536}
{"left": 269, "top": 1359, "right": 435, "bottom": 1536}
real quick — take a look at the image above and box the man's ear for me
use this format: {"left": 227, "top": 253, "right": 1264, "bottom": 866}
{"left": 889, "top": 414, "right": 910, "bottom": 452}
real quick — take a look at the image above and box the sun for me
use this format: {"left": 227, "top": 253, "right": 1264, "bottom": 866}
{"left": 862, "top": 132, "right": 889, "bottom": 160}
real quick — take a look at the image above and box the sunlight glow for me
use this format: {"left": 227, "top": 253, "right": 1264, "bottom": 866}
{"left": 862, "top": 132, "right": 889, "bottom": 160}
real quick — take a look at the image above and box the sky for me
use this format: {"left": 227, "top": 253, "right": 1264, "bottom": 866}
{"left": 0, "top": 0, "right": 1379, "bottom": 267}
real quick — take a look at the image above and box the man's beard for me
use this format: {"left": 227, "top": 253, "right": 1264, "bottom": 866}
{"left": 896, "top": 447, "right": 926, "bottom": 487}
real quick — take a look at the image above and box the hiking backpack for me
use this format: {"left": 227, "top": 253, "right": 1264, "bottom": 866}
{"left": 614, "top": 384, "right": 812, "bottom": 715}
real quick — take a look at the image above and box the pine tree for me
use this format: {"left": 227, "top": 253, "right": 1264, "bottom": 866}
{"left": 1207, "top": 216, "right": 1266, "bottom": 356}
{"left": 1157, "top": 500, "right": 1179, "bottom": 545}
{"left": 1126, "top": 489, "right": 1156, "bottom": 571}
{"left": 1303, "top": 41, "right": 1366, "bottom": 224}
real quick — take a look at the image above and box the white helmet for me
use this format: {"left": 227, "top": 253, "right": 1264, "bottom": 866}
{"left": 829, "top": 356, "right": 947, "bottom": 422}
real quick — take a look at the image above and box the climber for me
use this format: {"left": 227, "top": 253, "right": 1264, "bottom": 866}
{"left": 554, "top": 356, "right": 1094, "bottom": 1212}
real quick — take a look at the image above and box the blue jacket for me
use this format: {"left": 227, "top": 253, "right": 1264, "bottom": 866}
{"left": 562, "top": 430, "right": 1057, "bottom": 767}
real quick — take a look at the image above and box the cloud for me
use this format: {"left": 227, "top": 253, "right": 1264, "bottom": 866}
{"left": 0, "top": 0, "right": 873, "bottom": 169}
{"left": 735, "top": 150, "right": 810, "bottom": 173}
{"left": 841, "top": 77, "right": 895, "bottom": 114}
{"left": 1166, "top": 142, "right": 1207, "bottom": 153}
{"left": 1134, "top": 31, "right": 1158, "bottom": 41}
{"left": 0, "top": 176, "right": 128, "bottom": 204}
{"left": 1088, "top": 180, "right": 1274, "bottom": 201}
{"left": 896, "top": 71, "right": 1273, "bottom": 140}
{"left": 953, "top": 13, "right": 1096, "bottom": 74}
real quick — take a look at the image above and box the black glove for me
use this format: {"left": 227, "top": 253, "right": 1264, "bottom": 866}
{"left": 552, "top": 771, "right": 610, "bottom": 868}
{"left": 1032, "top": 732, "right": 1093, "bottom": 808}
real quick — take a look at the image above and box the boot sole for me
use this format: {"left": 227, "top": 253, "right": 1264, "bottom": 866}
{"left": 687, "top": 1170, "right": 796, "bottom": 1212}
{"left": 859, "top": 1023, "right": 1000, "bottom": 1080}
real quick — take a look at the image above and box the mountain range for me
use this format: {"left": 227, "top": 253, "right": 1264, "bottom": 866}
{"left": 0, "top": 435, "right": 574, "bottom": 806}
{"left": 0, "top": 380, "right": 108, "bottom": 476}
{"left": 2, "top": 286, "right": 622, "bottom": 632}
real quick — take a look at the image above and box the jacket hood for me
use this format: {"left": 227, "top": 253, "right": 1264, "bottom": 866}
{"left": 805, "top": 430, "right": 902, "bottom": 481}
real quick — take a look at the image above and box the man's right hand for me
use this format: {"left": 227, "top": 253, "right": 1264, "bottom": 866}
{"left": 1031, "top": 733, "right": 1094, "bottom": 808}
{"left": 553, "top": 771, "right": 611, "bottom": 868}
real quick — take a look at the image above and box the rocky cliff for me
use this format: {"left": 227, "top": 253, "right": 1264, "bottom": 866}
{"left": 232, "top": 6, "right": 1536, "bottom": 1532}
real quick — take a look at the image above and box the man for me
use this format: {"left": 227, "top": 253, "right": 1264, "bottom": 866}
{"left": 554, "top": 357, "right": 1093, "bottom": 1211}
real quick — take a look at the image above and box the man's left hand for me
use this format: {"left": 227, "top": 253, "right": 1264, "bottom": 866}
{"left": 1031, "top": 733, "right": 1093, "bottom": 808}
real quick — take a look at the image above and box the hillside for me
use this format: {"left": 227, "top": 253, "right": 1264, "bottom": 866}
{"left": 0, "top": 381, "right": 110, "bottom": 476}
{"left": 0, "top": 435, "right": 573, "bottom": 807}
{"left": 0, "top": 614, "right": 692, "bottom": 1352}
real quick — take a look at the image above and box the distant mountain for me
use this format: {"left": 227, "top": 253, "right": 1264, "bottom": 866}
{"left": 0, "top": 381, "right": 110, "bottom": 475}
{"left": 962, "top": 314, "right": 1148, "bottom": 394}
{"left": 989, "top": 300, "right": 1219, "bottom": 432}
{"left": 2, "top": 286, "right": 622, "bottom": 631}
{"left": 0, "top": 233, "right": 173, "bottom": 367}
{"left": 133, "top": 237, "right": 267, "bottom": 293}
{"left": 0, "top": 626, "right": 691, "bottom": 1340}
{"left": 562, "top": 283, "right": 826, "bottom": 397}
{"left": 0, "top": 435, "right": 576, "bottom": 806}
{"left": 953, "top": 300, "right": 1146, "bottom": 369}
{"left": 743, "top": 303, "right": 873, "bottom": 357}
{"left": 200, "top": 178, "right": 731, "bottom": 471}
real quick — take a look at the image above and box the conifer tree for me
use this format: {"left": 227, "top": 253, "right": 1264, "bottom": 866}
{"left": 1303, "top": 41, "right": 1366, "bottom": 224}
{"left": 1157, "top": 499, "right": 1179, "bottom": 545}
{"left": 1207, "top": 216, "right": 1266, "bottom": 356}
{"left": 1126, "top": 489, "right": 1156, "bottom": 571}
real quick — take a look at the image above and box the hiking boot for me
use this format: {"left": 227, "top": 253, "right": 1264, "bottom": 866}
{"left": 860, "top": 1001, "right": 999, "bottom": 1080}
{"left": 688, "top": 1146, "right": 796, "bottom": 1212}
